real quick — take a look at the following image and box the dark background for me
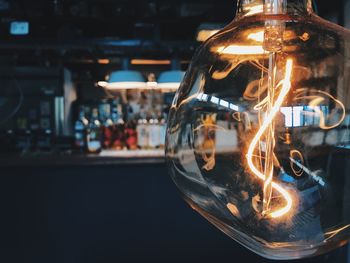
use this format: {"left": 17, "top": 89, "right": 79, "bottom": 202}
{"left": 0, "top": 0, "right": 349, "bottom": 262}
{"left": 0, "top": 0, "right": 346, "bottom": 81}
{"left": 1, "top": 163, "right": 348, "bottom": 263}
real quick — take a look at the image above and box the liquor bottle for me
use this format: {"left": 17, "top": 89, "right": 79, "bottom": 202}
{"left": 136, "top": 113, "right": 149, "bottom": 149}
{"left": 98, "top": 100, "right": 110, "bottom": 121}
{"left": 124, "top": 119, "right": 138, "bottom": 150}
{"left": 74, "top": 106, "right": 89, "bottom": 151}
{"left": 100, "top": 102, "right": 113, "bottom": 149}
{"left": 148, "top": 117, "right": 160, "bottom": 149}
{"left": 111, "top": 105, "right": 125, "bottom": 150}
{"left": 86, "top": 108, "right": 102, "bottom": 153}
{"left": 102, "top": 117, "right": 113, "bottom": 149}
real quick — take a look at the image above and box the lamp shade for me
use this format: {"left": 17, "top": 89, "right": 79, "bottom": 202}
{"left": 98, "top": 70, "right": 146, "bottom": 89}
{"left": 157, "top": 70, "right": 185, "bottom": 90}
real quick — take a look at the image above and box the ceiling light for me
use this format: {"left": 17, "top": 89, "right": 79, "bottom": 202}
{"left": 98, "top": 70, "right": 146, "bottom": 90}
{"left": 157, "top": 70, "right": 185, "bottom": 91}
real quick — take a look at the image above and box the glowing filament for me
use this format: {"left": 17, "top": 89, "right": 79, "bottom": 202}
{"left": 309, "top": 92, "right": 346, "bottom": 130}
{"left": 246, "top": 59, "right": 293, "bottom": 219}
{"left": 324, "top": 224, "right": 350, "bottom": 242}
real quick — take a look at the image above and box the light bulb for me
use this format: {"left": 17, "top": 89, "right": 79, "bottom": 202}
{"left": 166, "top": 0, "right": 350, "bottom": 260}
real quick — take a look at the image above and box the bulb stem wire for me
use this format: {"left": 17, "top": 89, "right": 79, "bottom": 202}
{"left": 262, "top": 52, "right": 277, "bottom": 215}
{"left": 261, "top": 3, "right": 286, "bottom": 216}
{"left": 246, "top": 58, "right": 293, "bottom": 218}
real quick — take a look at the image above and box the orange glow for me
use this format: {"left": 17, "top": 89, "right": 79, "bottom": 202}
{"left": 294, "top": 88, "right": 346, "bottom": 129}
{"left": 227, "top": 203, "right": 241, "bottom": 218}
{"left": 246, "top": 29, "right": 299, "bottom": 43}
{"left": 97, "top": 59, "right": 110, "bottom": 64}
{"left": 300, "top": 32, "right": 310, "bottom": 41}
{"left": 246, "top": 58, "right": 293, "bottom": 219}
{"left": 325, "top": 224, "right": 350, "bottom": 242}
{"left": 248, "top": 31, "right": 264, "bottom": 42}
{"left": 197, "top": 29, "right": 220, "bottom": 42}
{"left": 193, "top": 116, "right": 222, "bottom": 171}
{"left": 217, "top": 45, "right": 266, "bottom": 55}
{"left": 309, "top": 91, "right": 346, "bottom": 130}
{"left": 290, "top": 149, "right": 304, "bottom": 177}
{"left": 245, "top": 4, "right": 264, "bottom": 16}
{"left": 130, "top": 59, "right": 171, "bottom": 65}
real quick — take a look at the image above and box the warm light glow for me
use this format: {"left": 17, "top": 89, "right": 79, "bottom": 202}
{"left": 217, "top": 45, "right": 266, "bottom": 55}
{"left": 146, "top": 81, "right": 158, "bottom": 89}
{"left": 309, "top": 92, "right": 346, "bottom": 130}
{"left": 197, "top": 29, "right": 220, "bottom": 42}
{"left": 157, "top": 82, "right": 180, "bottom": 90}
{"left": 98, "top": 81, "right": 108, "bottom": 87}
{"left": 289, "top": 150, "right": 304, "bottom": 176}
{"left": 246, "top": 29, "right": 300, "bottom": 43}
{"left": 246, "top": 58, "right": 293, "bottom": 219}
{"left": 245, "top": 4, "right": 264, "bottom": 16}
{"left": 131, "top": 59, "right": 171, "bottom": 65}
{"left": 248, "top": 31, "right": 264, "bottom": 42}
{"left": 300, "top": 32, "right": 310, "bottom": 41}
{"left": 165, "top": 0, "right": 350, "bottom": 257}
{"left": 294, "top": 88, "right": 346, "bottom": 129}
{"left": 97, "top": 59, "right": 110, "bottom": 64}
{"left": 99, "top": 80, "right": 184, "bottom": 91}
{"left": 98, "top": 81, "right": 147, "bottom": 90}
{"left": 324, "top": 224, "right": 350, "bottom": 242}
{"left": 99, "top": 80, "right": 181, "bottom": 91}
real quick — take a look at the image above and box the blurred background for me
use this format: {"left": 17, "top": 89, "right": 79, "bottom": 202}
{"left": 0, "top": 0, "right": 349, "bottom": 262}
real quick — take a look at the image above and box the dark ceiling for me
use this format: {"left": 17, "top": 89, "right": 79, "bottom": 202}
{"left": 0, "top": 0, "right": 343, "bottom": 41}
{"left": 0, "top": 0, "right": 234, "bottom": 41}
{"left": 0, "top": 0, "right": 345, "bottom": 69}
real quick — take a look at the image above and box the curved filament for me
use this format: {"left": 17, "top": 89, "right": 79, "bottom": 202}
{"left": 309, "top": 91, "right": 346, "bottom": 130}
{"left": 294, "top": 89, "right": 346, "bottom": 130}
{"left": 246, "top": 58, "right": 293, "bottom": 219}
{"left": 290, "top": 149, "right": 304, "bottom": 177}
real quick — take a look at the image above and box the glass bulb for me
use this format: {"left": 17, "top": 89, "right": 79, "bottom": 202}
{"left": 166, "top": 0, "right": 350, "bottom": 260}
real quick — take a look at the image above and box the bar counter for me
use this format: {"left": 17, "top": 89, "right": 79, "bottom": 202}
{"left": 0, "top": 150, "right": 165, "bottom": 167}
{"left": 0, "top": 152, "right": 348, "bottom": 263}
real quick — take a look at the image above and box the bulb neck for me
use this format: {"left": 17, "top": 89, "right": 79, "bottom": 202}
{"left": 236, "top": 0, "right": 313, "bottom": 17}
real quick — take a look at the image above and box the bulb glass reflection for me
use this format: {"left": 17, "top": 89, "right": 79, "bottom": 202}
{"left": 166, "top": 0, "right": 350, "bottom": 260}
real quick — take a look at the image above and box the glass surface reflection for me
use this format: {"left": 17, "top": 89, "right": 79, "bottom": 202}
{"left": 166, "top": 0, "right": 350, "bottom": 260}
